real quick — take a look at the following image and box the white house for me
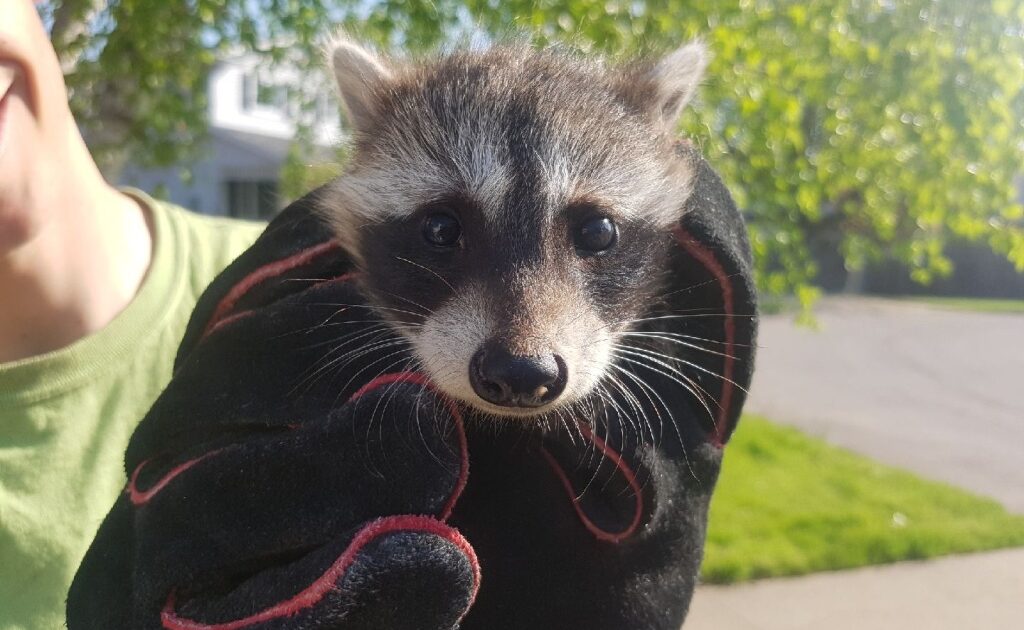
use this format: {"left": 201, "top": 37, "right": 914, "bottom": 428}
{"left": 118, "top": 53, "right": 343, "bottom": 219}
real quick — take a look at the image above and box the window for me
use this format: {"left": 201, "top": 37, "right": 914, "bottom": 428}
{"left": 225, "top": 180, "right": 280, "bottom": 220}
{"left": 241, "top": 70, "right": 288, "bottom": 112}
{"left": 241, "top": 72, "right": 257, "bottom": 111}
{"left": 257, "top": 81, "right": 286, "bottom": 108}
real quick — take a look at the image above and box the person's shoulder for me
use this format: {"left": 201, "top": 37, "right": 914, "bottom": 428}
{"left": 161, "top": 200, "right": 265, "bottom": 260}
{"left": 124, "top": 189, "right": 265, "bottom": 300}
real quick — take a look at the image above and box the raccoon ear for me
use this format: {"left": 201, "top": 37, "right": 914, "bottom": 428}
{"left": 627, "top": 41, "right": 710, "bottom": 128}
{"left": 327, "top": 33, "right": 392, "bottom": 133}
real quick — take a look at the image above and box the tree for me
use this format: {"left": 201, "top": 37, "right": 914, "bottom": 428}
{"left": 43, "top": 0, "right": 1024, "bottom": 304}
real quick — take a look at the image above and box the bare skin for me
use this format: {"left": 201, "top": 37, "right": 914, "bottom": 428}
{"left": 0, "top": 0, "right": 152, "bottom": 363}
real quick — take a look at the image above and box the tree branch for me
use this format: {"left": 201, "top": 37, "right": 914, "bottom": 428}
{"left": 50, "top": 0, "right": 110, "bottom": 74}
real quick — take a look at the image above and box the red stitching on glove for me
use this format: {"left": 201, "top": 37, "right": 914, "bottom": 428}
{"left": 670, "top": 226, "right": 736, "bottom": 447}
{"left": 201, "top": 271, "right": 356, "bottom": 339}
{"left": 160, "top": 515, "right": 480, "bottom": 630}
{"left": 350, "top": 371, "right": 469, "bottom": 521}
{"left": 201, "top": 241, "right": 342, "bottom": 338}
{"left": 128, "top": 450, "right": 224, "bottom": 507}
{"left": 542, "top": 423, "right": 644, "bottom": 544}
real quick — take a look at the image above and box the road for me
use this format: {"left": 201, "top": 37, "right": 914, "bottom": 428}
{"left": 744, "top": 296, "right": 1024, "bottom": 512}
{"left": 686, "top": 548, "right": 1024, "bottom": 630}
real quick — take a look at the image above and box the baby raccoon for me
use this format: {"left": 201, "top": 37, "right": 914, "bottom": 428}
{"left": 320, "top": 35, "right": 708, "bottom": 419}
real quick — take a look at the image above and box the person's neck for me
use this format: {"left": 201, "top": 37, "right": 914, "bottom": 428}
{"left": 0, "top": 148, "right": 152, "bottom": 364}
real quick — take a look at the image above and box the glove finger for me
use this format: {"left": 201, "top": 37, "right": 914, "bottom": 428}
{"left": 540, "top": 420, "right": 652, "bottom": 545}
{"left": 127, "top": 277, "right": 405, "bottom": 466}
{"left": 647, "top": 143, "right": 756, "bottom": 447}
{"left": 129, "top": 377, "right": 469, "bottom": 612}
{"left": 176, "top": 191, "right": 349, "bottom": 364}
{"left": 66, "top": 496, "right": 134, "bottom": 629}
{"left": 157, "top": 516, "right": 479, "bottom": 630}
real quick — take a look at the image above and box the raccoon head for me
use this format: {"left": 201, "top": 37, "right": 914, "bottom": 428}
{"left": 320, "top": 35, "right": 708, "bottom": 419}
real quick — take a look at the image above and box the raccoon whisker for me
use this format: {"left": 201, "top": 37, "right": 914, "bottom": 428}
{"left": 297, "top": 321, "right": 420, "bottom": 352}
{"left": 290, "top": 331, "right": 396, "bottom": 395}
{"left": 655, "top": 272, "right": 747, "bottom": 301}
{"left": 395, "top": 349, "right": 468, "bottom": 460}
{"left": 297, "top": 341, "right": 412, "bottom": 401}
{"left": 574, "top": 390, "right": 601, "bottom": 439}
{"left": 292, "top": 330, "right": 400, "bottom": 392}
{"left": 270, "top": 307, "right": 355, "bottom": 339}
{"left": 612, "top": 345, "right": 722, "bottom": 414}
{"left": 612, "top": 363, "right": 669, "bottom": 444}
{"left": 369, "top": 354, "right": 424, "bottom": 470}
{"left": 592, "top": 381, "right": 636, "bottom": 462}
{"left": 555, "top": 413, "right": 578, "bottom": 447}
{"left": 564, "top": 398, "right": 592, "bottom": 445}
{"left": 595, "top": 375, "right": 653, "bottom": 494}
{"left": 394, "top": 256, "right": 456, "bottom": 293}
{"left": 603, "top": 312, "right": 756, "bottom": 332}
{"left": 601, "top": 372, "right": 651, "bottom": 447}
{"left": 335, "top": 342, "right": 415, "bottom": 397}
{"left": 581, "top": 355, "right": 641, "bottom": 442}
{"left": 307, "top": 302, "right": 431, "bottom": 322}
{"left": 309, "top": 339, "right": 413, "bottom": 404}
{"left": 409, "top": 372, "right": 454, "bottom": 470}
{"left": 618, "top": 313, "right": 757, "bottom": 327}
{"left": 615, "top": 331, "right": 740, "bottom": 361}
{"left": 308, "top": 324, "right": 408, "bottom": 358}
{"left": 608, "top": 362, "right": 702, "bottom": 487}
{"left": 572, "top": 384, "right": 632, "bottom": 502}
{"left": 372, "top": 286, "right": 437, "bottom": 319}
{"left": 627, "top": 329, "right": 756, "bottom": 349}
{"left": 590, "top": 313, "right": 733, "bottom": 339}
{"left": 609, "top": 350, "right": 717, "bottom": 429}
{"left": 360, "top": 354, "right": 420, "bottom": 480}
{"left": 319, "top": 319, "right": 424, "bottom": 330}
{"left": 295, "top": 337, "right": 402, "bottom": 405}
{"left": 604, "top": 366, "right": 660, "bottom": 448}
{"left": 615, "top": 343, "right": 749, "bottom": 395}
{"left": 297, "top": 323, "right": 396, "bottom": 352}
{"left": 550, "top": 406, "right": 578, "bottom": 447}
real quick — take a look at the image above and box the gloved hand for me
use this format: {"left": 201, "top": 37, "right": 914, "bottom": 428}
{"left": 66, "top": 199, "right": 479, "bottom": 630}
{"left": 69, "top": 143, "right": 756, "bottom": 630}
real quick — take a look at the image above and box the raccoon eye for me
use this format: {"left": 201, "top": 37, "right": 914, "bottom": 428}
{"left": 574, "top": 216, "right": 617, "bottom": 253}
{"left": 423, "top": 213, "right": 462, "bottom": 248}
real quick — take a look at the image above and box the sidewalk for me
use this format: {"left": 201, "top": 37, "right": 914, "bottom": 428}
{"left": 746, "top": 297, "right": 1024, "bottom": 512}
{"left": 685, "top": 548, "right": 1024, "bottom": 629}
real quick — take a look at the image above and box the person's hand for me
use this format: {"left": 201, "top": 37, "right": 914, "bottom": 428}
{"left": 67, "top": 197, "right": 479, "bottom": 629}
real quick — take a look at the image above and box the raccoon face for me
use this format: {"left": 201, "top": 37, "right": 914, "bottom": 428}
{"left": 320, "top": 36, "right": 708, "bottom": 418}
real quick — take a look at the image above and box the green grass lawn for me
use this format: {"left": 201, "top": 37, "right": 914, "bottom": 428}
{"left": 903, "top": 296, "right": 1024, "bottom": 313}
{"left": 701, "top": 416, "right": 1024, "bottom": 583}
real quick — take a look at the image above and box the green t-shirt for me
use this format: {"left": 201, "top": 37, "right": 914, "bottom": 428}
{"left": 0, "top": 191, "right": 263, "bottom": 629}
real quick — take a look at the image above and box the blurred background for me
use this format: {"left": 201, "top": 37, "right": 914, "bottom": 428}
{"left": 38, "top": 0, "right": 1024, "bottom": 627}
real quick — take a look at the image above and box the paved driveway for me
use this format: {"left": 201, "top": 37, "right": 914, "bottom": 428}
{"left": 745, "top": 297, "right": 1024, "bottom": 512}
{"left": 686, "top": 548, "right": 1024, "bottom": 630}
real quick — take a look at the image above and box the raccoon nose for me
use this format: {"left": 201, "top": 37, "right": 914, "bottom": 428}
{"left": 470, "top": 344, "right": 568, "bottom": 408}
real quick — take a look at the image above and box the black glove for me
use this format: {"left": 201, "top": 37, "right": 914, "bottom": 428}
{"left": 69, "top": 143, "right": 756, "bottom": 630}
{"left": 67, "top": 200, "right": 479, "bottom": 629}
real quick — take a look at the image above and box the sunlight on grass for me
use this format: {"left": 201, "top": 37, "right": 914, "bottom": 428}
{"left": 702, "top": 416, "right": 1024, "bottom": 583}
